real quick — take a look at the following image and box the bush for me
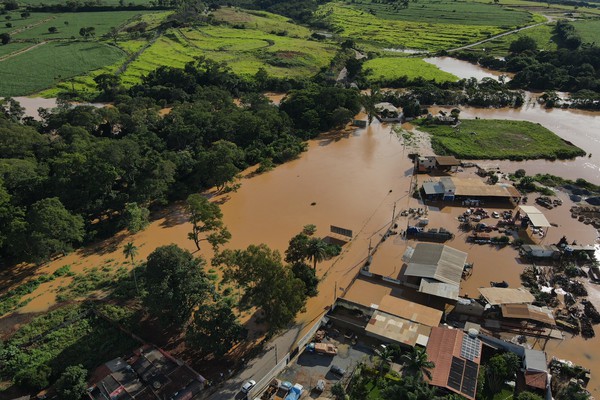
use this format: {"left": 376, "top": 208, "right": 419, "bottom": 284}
{"left": 14, "top": 364, "right": 52, "bottom": 390}
{"left": 55, "top": 364, "right": 88, "bottom": 400}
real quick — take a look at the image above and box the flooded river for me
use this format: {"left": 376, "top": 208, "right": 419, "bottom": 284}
{"left": 3, "top": 69, "right": 600, "bottom": 393}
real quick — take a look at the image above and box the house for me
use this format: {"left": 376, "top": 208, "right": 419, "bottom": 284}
{"left": 416, "top": 156, "right": 461, "bottom": 173}
{"left": 520, "top": 245, "right": 560, "bottom": 259}
{"left": 426, "top": 327, "right": 482, "bottom": 400}
{"left": 523, "top": 349, "right": 549, "bottom": 391}
{"left": 402, "top": 243, "right": 468, "bottom": 301}
{"left": 88, "top": 344, "right": 205, "bottom": 400}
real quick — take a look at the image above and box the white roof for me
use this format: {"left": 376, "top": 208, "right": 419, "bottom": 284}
{"left": 519, "top": 205, "right": 551, "bottom": 228}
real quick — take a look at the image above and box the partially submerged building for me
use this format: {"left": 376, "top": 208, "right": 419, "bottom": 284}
{"left": 422, "top": 177, "right": 522, "bottom": 205}
{"left": 523, "top": 349, "right": 549, "bottom": 391}
{"left": 478, "top": 287, "right": 535, "bottom": 306}
{"left": 402, "top": 243, "right": 468, "bottom": 301}
{"left": 416, "top": 155, "right": 461, "bottom": 174}
{"left": 374, "top": 102, "right": 403, "bottom": 122}
{"left": 88, "top": 344, "right": 205, "bottom": 400}
{"left": 426, "top": 327, "right": 482, "bottom": 400}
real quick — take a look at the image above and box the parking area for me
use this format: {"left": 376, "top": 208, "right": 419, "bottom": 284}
{"left": 276, "top": 340, "right": 373, "bottom": 398}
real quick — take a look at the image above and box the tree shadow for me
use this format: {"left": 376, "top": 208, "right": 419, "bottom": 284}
{"left": 77, "top": 231, "right": 129, "bottom": 258}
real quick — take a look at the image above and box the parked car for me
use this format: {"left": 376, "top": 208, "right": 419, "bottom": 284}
{"left": 241, "top": 380, "right": 256, "bottom": 394}
{"left": 330, "top": 365, "right": 346, "bottom": 376}
{"left": 315, "top": 379, "right": 326, "bottom": 392}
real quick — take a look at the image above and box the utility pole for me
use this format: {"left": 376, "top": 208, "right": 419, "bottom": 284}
{"left": 333, "top": 281, "right": 337, "bottom": 306}
{"left": 392, "top": 202, "right": 396, "bottom": 221}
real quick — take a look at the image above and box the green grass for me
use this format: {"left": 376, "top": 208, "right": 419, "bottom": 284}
{"left": 0, "top": 42, "right": 33, "bottom": 58}
{"left": 315, "top": 2, "right": 511, "bottom": 50}
{"left": 0, "top": 41, "right": 125, "bottom": 96}
{"left": 572, "top": 19, "right": 600, "bottom": 45}
{"left": 349, "top": 0, "right": 534, "bottom": 27}
{"left": 0, "top": 12, "right": 55, "bottom": 36}
{"left": 419, "top": 119, "right": 586, "bottom": 160}
{"left": 18, "top": 0, "right": 155, "bottom": 5}
{"left": 470, "top": 23, "right": 556, "bottom": 55}
{"left": 364, "top": 56, "right": 459, "bottom": 83}
{"left": 13, "top": 11, "right": 144, "bottom": 39}
{"left": 213, "top": 7, "right": 312, "bottom": 38}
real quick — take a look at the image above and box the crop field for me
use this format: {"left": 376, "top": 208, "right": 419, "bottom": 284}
{"left": 572, "top": 19, "right": 600, "bottom": 44}
{"left": 348, "top": 0, "right": 534, "bottom": 27}
{"left": 470, "top": 23, "right": 556, "bottom": 55}
{"left": 212, "top": 7, "right": 312, "bottom": 38}
{"left": 12, "top": 11, "right": 145, "bottom": 39}
{"left": 0, "top": 42, "right": 125, "bottom": 96}
{"left": 363, "top": 56, "right": 458, "bottom": 83}
{"left": 0, "top": 12, "right": 55, "bottom": 36}
{"left": 470, "top": 0, "right": 600, "bottom": 16}
{"left": 0, "top": 42, "right": 33, "bottom": 58}
{"left": 315, "top": 3, "right": 512, "bottom": 50}
{"left": 419, "top": 119, "right": 586, "bottom": 160}
{"left": 18, "top": 0, "right": 154, "bottom": 5}
{"left": 120, "top": 23, "right": 337, "bottom": 84}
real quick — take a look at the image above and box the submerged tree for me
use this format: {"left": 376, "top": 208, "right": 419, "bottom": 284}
{"left": 122, "top": 242, "right": 139, "bottom": 294}
{"left": 186, "top": 194, "right": 231, "bottom": 252}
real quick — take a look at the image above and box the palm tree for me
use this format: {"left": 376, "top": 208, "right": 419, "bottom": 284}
{"left": 360, "top": 87, "right": 381, "bottom": 125}
{"left": 401, "top": 347, "right": 435, "bottom": 381}
{"left": 123, "top": 242, "right": 139, "bottom": 295}
{"left": 377, "top": 347, "right": 394, "bottom": 379}
{"left": 306, "top": 238, "right": 328, "bottom": 271}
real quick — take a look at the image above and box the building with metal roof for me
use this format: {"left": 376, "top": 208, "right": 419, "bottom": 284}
{"left": 500, "top": 304, "right": 555, "bottom": 325}
{"left": 478, "top": 287, "right": 535, "bottom": 306}
{"left": 524, "top": 349, "right": 548, "bottom": 390}
{"left": 403, "top": 243, "right": 467, "bottom": 300}
{"left": 426, "top": 327, "right": 482, "bottom": 400}
{"left": 378, "top": 294, "right": 443, "bottom": 327}
{"left": 422, "top": 177, "right": 521, "bottom": 204}
{"left": 518, "top": 206, "right": 551, "bottom": 228}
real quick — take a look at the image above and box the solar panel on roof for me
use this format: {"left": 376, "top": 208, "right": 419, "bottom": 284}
{"left": 461, "top": 360, "right": 479, "bottom": 398}
{"left": 460, "top": 335, "right": 481, "bottom": 361}
{"left": 448, "top": 357, "right": 465, "bottom": 392}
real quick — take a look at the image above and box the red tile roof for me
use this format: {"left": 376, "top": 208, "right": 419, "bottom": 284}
{"left": 525, "top": 371, "right": 548, "bottom": 389}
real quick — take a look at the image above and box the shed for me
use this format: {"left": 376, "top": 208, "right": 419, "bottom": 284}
{"left": 500, "top": 304, "right": 555, "bottom": 325}
{"left": 524, "top": 349, "right": 548, "bottom": 389}
{"left": 521, "top": 245, "right": 559, "bottom": 258}
{"left": 478, "top": 287, "right": 535, "bottom": 306}
{"left": 518, "top": 206, "right": 551, "bottom": 228}
{"left": 377, "top": 295, "right": 443, "bottom": 327}
{"left": 365, "top": 310, "right": 431, "bottom": 347}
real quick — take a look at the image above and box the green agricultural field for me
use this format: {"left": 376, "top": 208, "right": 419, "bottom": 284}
{"left": 0, "top": 12, "right": 55, "bottom": 36}
{"left": 364, "top": 57, "right": 458, "bottom": 83}
{"left": 419, "top": 119, "right": 586, "bottom": 160}
{"left": 349, "top": 0, "right": 534, "bottom": 27}
{"left": 0, "top": 42, "right": 125, "bottom": 96}
{"left": 470, "top": 23, "right": 556, "bottom": 55}
{"left": 213, "top": 7, "right": 312, "bottom": 38}
{"left": 315, "top": 3, "right": 511, "bottom": 50}
{"left": 12, "top": 11, "right": 145, "bottom": 39}
{"left": 0, "top": 42, "right": 33, "bottom": 58}
{"left": 572, "top": 19, "right": 600, "bottom": 44}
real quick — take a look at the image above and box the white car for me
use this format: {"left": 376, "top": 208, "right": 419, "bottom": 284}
{"left": 492, "top": 212, "right": 500, "bottom": 219}
{"left": 241, "top": 380, "right": 256, "bottom": 394}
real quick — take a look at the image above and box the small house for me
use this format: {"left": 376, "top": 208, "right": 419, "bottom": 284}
{"left": 375, "top": 102, "right": 403, "bottom": 122}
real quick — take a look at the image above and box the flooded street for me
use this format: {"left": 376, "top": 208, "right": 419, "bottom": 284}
{"left": 2, "top": 72, "right": 600, "bottom": 393}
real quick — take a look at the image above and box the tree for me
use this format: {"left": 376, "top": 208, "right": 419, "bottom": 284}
{"left": 306, "top": 237, "right": 329, "bottom": 270}
{"left": 218, "top": 244, "right": 307, "bottom": 331}
{"left": 291, "top": 262, "right": 319, "bottom": 296}
{"left": 144, "top": 245, "right": 214, "bottom": 326}
{"left": 3, "top": 0, "right": 18, "bottom": 10}
{"left": 14, "top": 364, "right": 51, "bottom": 390}
{"left": 377, "top": 347, "right": 394, "bottom": 379}
{"left": 5, "top": 15, "right": 11, "bottom": 21}
{"left": 331, "top": 382, "right": 346, "bottom": 400}
{"left": 516, "top": 391, "right": 543, "bottom": 400}
{"left": 401, "top": 347, "right": 435, "bottom": 381}
{"left": 94, "top": 73, "right": 120, "bottom": 95}
{"left": 122, "top": 202, "right": 149, "bottom": 233}
{"left": 360, "top": 87, "right": 381, "bottom": 125}
{"left": 123, "top": 242, "right": 139, "bottom": 294}
{"left": 186, "top": 299, "right": 246, "bottom": 356}
{"left": 0, "top": 32, "right": 10, "bottom": 45}
{"left": 27, "top": 197, "right": 85, "bottom": 262}
{"left": 5, "top": 22, "right": 11, "bottom": 28}
{"left": 382, "top": 375, "right": 437, "bottom": 400}
{"left": 55, "top": 365, "right": 87, "bottom": 400}
{"left": 186, "top": 194, "right": 231, "bottom": 252}
{"left": 486, "top": 352, "right": 520, "bottom": 393}
{"left": 79, "top": 26, "right": 95, "bottom": 39}
{"left": 509, "top": 36, "right": 538, "bottom": 53}
{"left": 48, "top": 26, "right": 58, "bottom": 34}
{"left": 514, "top": 169, "right": 526, "bottom": 178}
{"left": 197, "top": 140, "right": 244, "bottom": 192}
{"left": 21, "top": 11, "right": 31, "bottom": 18}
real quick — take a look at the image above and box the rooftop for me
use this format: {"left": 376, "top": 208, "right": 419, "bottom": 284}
{"left": 423, "top": 177, "right": 521, "bottom": 199}
{"left": 500, "top": 304, "right": 555, "bottom": 325}
{"left": 426, "top": 327, "right": 482, "bottom": 400}
{"left": 405, "top": 243, "right": 466, "bottom": 286}
{"left": 519, "top": 205, "right": 551, "bottom": 228}
{"left": 377, "top": 294, "right": 443, "bottom": 327}
{"left": 435, "top": 156, "right": 461, "bottom": 166}
{"left": 478, "top": 287, "right": 535, "bottom": 306}
{"left": 365, "top": 310, "right": 431, "bottom": 347}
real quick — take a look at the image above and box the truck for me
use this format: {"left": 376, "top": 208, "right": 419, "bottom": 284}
{"left": 308, "top": 342, "right": 338, "bottom": 356}
{"left": 468, "top": 233, "right": 491, "bottom": 244}
{"left": 406, "top": 226, "right": 454, "bottom": 242}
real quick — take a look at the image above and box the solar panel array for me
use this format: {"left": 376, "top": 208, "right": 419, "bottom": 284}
{"left": 447, "top": 356, "right": 480, "bottom": 399}
{"left": 460, "top": 335, "right": 481, "bottom": 361}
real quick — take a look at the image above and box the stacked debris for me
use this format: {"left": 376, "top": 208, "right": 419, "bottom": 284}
{"left": 570, "top": 205, "right": 600, "bottom": 227}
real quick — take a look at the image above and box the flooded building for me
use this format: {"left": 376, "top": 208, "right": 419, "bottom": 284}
{"left": 523, "top": 349, "right": 549, "bottom": 391}
{"left": 422, "top": 177, "right": 522, "bottom": 205}
{"left": 374, "top": 102, "right": 403, "bottom": 122}
{"left": 425, "top": 327, "right": 482, "bottom": 400}
{"left": 416, "top": 155, "right": 461, "bottom": 173}
{"left": 87, "top": 344, "right": 205, "bottom": 400}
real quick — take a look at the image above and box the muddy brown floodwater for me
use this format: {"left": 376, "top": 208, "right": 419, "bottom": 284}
{"left": 3, "top": 83, "right": 600, "bottom": 393}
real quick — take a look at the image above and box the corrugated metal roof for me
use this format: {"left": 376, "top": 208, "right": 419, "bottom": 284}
{"left": 501, "top": 304, "right": 555, "bottom": 325}
{"left": 524, "top": 349, "right": 548, "bottom": 372}
{"left": 423, "top": 181, "right": 445, "bottom": 195}
{"left": 405, "top": 243, "right": 466, "bottom": 286}
{"left": 378, "top": 294, "right": 443, "bottom": 327}
{"left": 478, "top": 287, "right": 535, "bottom": 306}
{"left": 436, "top": 156, "right": 461, "bottom": 166}
{"left": 519, "top": 205, "right": 551, "bottom": 227}
{"left": 420, "top": 278, "right": 459, "bottom": 300}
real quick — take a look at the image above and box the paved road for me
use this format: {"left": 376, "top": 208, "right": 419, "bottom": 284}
{"left": 208, "top": 325, "right": 305, "bottom": 400}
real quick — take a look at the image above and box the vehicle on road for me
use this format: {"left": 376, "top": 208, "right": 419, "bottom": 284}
{"left": 241, "top": 380, "right": 256, "bottom": 394}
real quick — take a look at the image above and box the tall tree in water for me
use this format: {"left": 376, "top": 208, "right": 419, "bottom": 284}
{"left": 186, "top": 194, "right": 231, "bottom": 252}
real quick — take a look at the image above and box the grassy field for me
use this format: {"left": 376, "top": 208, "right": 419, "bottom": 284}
{"left": 572, "top": 19, "right": 600, "bottom": 44}
{"left": 0, "top": 42, "right": 125, "bottom": 96}
{"left": 212, "top": 7, "right": 312, "bottom": 38}
{"left": 349, "top": 0, "right": 534, "bottom": 27}
{"left": 0, "top": 12, "right": 55, "bottom": 36}
{"left": 12, "top": 11, "right": 145, "bottom": 39}
{"left": 315, "top": 2, "right": 513, "bottom": 50}
{"left": 419, "top": 119, "right": 586, "bottom": 160}
{"left": 0, "top": 42, "right": 33, "bottom": 58}
{"left": 470, "top": 23, "right": 556, "bottom": 54}
{"left": 364, "top": 56, "right": 459, "bottom": 83}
